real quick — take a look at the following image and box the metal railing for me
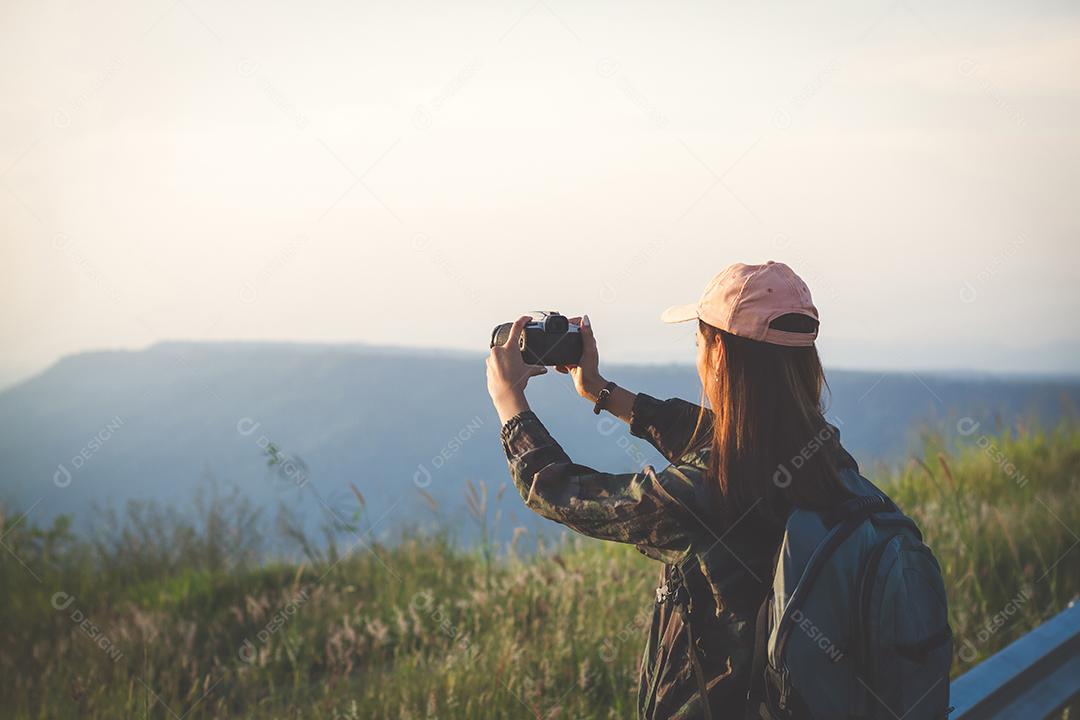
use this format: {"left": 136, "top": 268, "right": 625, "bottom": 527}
{"left": 951, "top": 600, "right": 1080, "bottom": 719}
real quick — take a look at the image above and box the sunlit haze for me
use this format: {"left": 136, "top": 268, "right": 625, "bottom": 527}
{"left": 3, "top": 0, "right": 1079, "bottom": 386}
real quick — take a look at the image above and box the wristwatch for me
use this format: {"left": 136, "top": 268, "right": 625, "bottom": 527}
{"left": 592, "top": 381, "right": 617, "bottom": 415}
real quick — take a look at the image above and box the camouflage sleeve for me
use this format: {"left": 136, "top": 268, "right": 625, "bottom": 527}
{"left": 501, "top": 410, "right": 696, "bottom": 558}
{"left": 629, "top": 393, "right": 713, "bottom": 463}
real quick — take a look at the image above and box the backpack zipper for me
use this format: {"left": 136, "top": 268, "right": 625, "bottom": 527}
{"left": 856, "top": 532, "right": 903, "bottom": 718}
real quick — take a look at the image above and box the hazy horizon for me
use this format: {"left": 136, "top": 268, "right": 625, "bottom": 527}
{"left": 4, "top": 335, "right": 1079, "bottom": 394}
{"left": 4, "top": 0, "right": 1079, "bottom": 385}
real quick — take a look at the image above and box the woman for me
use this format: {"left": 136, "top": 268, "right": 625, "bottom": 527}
{"left": 486, "top": 262, "right": 858, "bottom": 719}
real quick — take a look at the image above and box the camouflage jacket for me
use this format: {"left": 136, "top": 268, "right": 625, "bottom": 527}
{"left": 501, "top": 393, "right": 787, "bottom": 720}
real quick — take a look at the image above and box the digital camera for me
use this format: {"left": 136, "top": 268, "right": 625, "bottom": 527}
{"left": 490, "top": 311, "right": 583, "bottom": 366}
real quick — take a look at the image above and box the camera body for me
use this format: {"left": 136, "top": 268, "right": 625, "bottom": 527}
{"left": 490, "top": 311, "right": 583, "bottom": 366}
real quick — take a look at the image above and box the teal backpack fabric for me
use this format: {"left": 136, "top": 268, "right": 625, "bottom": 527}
{"left": 746, "top": 470, "right": 952, "bottom": 720}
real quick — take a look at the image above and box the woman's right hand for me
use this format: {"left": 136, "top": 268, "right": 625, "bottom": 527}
{"left": 556, "top": 315, "right": 607, "bottom": 402}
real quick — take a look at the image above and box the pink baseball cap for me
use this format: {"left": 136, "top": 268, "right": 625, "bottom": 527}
{"left": 660, "top": 261, "right": 819, "bottom": 347}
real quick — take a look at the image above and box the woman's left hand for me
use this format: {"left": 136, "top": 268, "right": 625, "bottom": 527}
{"left": 487, "top": 315, "right": 548, "bottom": 423}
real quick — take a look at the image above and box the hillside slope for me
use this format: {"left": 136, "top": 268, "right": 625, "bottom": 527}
{"left": 0, "top": 341, "right": 1076, "bottom": 543}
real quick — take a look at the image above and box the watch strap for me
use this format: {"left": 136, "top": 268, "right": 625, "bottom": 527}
{"left": 592, "top": 381, "right": 617, "bottom": 415}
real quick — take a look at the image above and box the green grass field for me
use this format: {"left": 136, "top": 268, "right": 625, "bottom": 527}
{"left": 2, "top": 421, "right": 1078, "bottom": 719}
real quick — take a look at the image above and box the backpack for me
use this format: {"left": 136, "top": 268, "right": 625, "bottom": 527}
{"left": 744, "top": 487, "right": 953, "bottom": 720}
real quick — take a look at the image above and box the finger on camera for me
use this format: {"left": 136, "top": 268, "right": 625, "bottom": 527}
{"left": 504, "top": 315, "right": 532, "bottom": 348}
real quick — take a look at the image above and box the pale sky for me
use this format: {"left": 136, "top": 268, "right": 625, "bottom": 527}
{"left": 2, "top": 0, "right": 1079, "bottom": 386}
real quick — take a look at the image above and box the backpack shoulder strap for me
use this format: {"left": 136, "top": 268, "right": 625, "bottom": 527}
{"left": 682, "top": 599, "right": 714, "bottom": 720}
{"left": 745, "top": 540, "right": 784, "bottom": 720}
{"left": 745, "top": 591, "right": 774, "bottom": 719}
{"left": 660, "top": 559, "right": 715, "bottom": 720}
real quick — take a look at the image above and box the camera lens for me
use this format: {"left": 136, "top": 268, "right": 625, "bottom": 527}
{"left": 546, "top": 314, "right": 568, "bottom": 334}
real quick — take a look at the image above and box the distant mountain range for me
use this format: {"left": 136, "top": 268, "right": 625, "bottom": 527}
{"left": 1, "top": 342, "right": 1077, "bottom": 546}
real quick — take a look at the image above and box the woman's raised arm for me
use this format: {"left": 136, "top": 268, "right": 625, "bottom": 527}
{"left": 558, "top": 316, "right": 713, "bottom": 463}
{"left": 500, "top": 410, "right": 698, "bottom": 560}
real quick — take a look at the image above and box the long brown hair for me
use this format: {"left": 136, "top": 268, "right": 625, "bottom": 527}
{"left": 688, "top": 318, "right": 851, "bottom": 522}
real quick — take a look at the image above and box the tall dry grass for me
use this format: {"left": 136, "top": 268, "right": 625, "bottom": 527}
{"left": 1, "top": 421, "right": 1077, "bottom": 719}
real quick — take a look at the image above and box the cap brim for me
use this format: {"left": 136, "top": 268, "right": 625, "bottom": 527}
{"left": 660, "top": 303, "right": 699, "bottom": 324}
